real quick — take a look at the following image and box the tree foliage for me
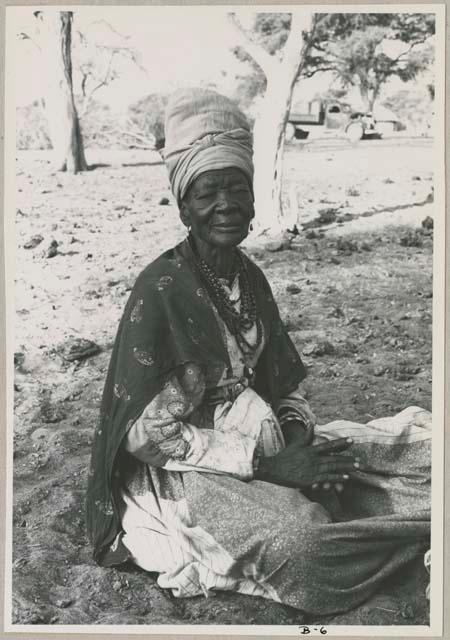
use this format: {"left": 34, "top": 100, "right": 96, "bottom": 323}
{"left": 233, "top": 12, "right": 435, "bottom": 110}
{"left": 79, "top": 100, "right": 119, "bottom": 148}
{"left": 307, "top": 12, "right": 435, "bottom": 47}
{"left": 80, "top": 95, "right": 167, "bottom": 150}
{"left": 127, "top": 93, "right": 168, "bottom": 149}
{"left": 382, "top": 87, "right": 433, "bottom": 132}
{"left": 307, "top": 14, "right": 435, "bottom": 110}
{"left": 16, "top": 101, "right": 52, "bottom": 150}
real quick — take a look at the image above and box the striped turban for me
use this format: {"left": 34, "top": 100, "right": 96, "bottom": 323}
{"left": 162, "top": 88, "right": 254, "bottom": 205}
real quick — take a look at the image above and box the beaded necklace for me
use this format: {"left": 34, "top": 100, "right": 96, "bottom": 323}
{"left": 188, "top": 235, "right": 262, "bottom": 356}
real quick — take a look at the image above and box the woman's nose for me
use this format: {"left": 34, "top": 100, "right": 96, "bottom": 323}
{"left": 215, "top": 190, "right": 233, "bottom": 211}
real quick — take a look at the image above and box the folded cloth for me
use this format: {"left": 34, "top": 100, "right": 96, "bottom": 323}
{"left": 162, "top": 88, "right": 254, "bottom": 204}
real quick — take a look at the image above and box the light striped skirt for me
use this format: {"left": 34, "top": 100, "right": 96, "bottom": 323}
{"left": 119, "top": 405, "right": 431, "bottom": 614}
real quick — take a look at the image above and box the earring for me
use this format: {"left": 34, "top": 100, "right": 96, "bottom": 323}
{"left": 249, "top": 222, "right": 254, "bottom": 231}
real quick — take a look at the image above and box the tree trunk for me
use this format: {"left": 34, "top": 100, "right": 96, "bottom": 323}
{"left": 368, "top": 84, "right": 381, "bottom": 113}
{"left": 39, "top": 12, "right": 87, "bottom": 172}
{"left": 360, "top": 92, "right": 376, "bottom": 113}
{"left": 250, "top": 10, "right": 315, "bottom": 234}
{"left": 359, "top": 83, "right": 378, "bottom": 113}
{"left": 252, "top": 71, "right": 298, "bottom": 233}
{"left": 359, "top": 84, "right": 370, "bottom": 112}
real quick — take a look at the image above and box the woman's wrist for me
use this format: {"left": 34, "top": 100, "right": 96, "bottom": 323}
{"left": 281, "top": 419, "right": 311, "bottom": 446}
{"left": 255, "top": 454, "right": 295, "bottom": 487}
{"left": 254, "top": 455, "right": 273, "bottom": 482}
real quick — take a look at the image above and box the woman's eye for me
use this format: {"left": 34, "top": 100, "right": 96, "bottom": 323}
{"left": 196, "top": 192, "right": 214, "bottom": 200}
{"left": 195, "top": 185, "right": 250, "bottom": 200}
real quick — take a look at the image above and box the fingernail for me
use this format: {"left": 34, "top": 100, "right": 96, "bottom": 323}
{"left": 354, "top": 462, "right": 360, "bottom": 468}
{"left": 323, "top": 482, "right": 331, "bottom": 490}
{"left": 346, "top": 438, "right": 353, "bottom": 443}
{"left": 343, "top": 474, "right": 349, "bottom": 480}
{"left": 312, "top": 483, "right": 318, "bottom": 490}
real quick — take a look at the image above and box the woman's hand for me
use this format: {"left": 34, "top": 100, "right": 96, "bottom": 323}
{"left": 255, "top": 437, "right": 359, "bottom": 491}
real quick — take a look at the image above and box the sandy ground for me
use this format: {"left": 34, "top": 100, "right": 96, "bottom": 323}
{"left": 12, "top": 137, "right": 434, "bottom": 626}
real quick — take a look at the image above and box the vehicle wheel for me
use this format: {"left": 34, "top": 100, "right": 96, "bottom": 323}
{"left": 346, "top": 122, "right": 364, "bottom": 143}
{"left": 285, "top": 123, "right": 296, "bottom": 141}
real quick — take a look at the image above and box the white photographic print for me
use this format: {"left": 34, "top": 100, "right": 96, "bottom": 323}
{"left": 2, "top": 4, "right": 446, "bottom": 637}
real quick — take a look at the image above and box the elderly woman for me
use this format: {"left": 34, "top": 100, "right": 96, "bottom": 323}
{"left": 86, "top": 88, "right": 431, "bottom": 615}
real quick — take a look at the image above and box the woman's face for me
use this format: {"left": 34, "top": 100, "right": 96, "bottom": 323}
{"left": 180, "top": 168, "right": 254, "bottom": 249}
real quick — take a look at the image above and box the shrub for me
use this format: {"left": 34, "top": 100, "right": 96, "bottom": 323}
{"left": 127, "top": 93, "right": 168, "bottom": 149}
{"left": 16, "top": 101, "right": 52, "bottom": 150}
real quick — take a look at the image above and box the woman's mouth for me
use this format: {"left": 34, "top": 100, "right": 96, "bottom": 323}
{"left": 212, "top": 223, "right": 243, "bottom": 232}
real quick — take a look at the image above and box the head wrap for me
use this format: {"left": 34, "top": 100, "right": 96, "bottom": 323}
{"left": 162, "top": 88, "right": 254, "bottom": 205}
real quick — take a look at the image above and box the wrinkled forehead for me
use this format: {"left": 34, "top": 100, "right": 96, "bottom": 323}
{"left": 190, "top": 167, "right": 250, "bottom": 189}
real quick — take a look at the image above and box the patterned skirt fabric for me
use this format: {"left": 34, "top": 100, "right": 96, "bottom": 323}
{"left": 119, "top": 404, "right": 431, "bottom": 615}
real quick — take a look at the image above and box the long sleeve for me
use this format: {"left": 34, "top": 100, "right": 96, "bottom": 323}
{"left": 123, "top": 362, "right": 204, "bottom": 464}
{"left": 276, "top": 384, "right": 316, "bottom": 438}
{"left": 163, "top": 417, "right": 258, "bottom": 479}
{"left": 123, "top": 362, "right": 267, "bottom": 480}
{"left": 164, "top": 388, "right": 280, "bottom": 479}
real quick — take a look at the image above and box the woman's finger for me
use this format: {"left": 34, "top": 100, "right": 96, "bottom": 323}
{"left": 317, "top": 454, "right": 357, "bottom": 466}
{"left": 321, "top": 454, "right": 358, "bottom": 463}
{"left": 317, "top": 481, "right": 347, "bottom": 492}
{"left": 317, "top": 460, "right": 361, "bottom": 473}
{"left": 313, "top": 437, "right": 353, "bottom": 455}
{"left": 315, "top": 472, "right": 351, "bottom": 483}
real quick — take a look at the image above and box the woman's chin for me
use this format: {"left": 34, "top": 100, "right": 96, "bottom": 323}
{"left": 208, "top": 229, "right": 248, "bottom": 248}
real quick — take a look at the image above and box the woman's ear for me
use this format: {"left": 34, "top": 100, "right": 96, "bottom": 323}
{"left": 179, "top": 202, "right": 191, "bottom": 229}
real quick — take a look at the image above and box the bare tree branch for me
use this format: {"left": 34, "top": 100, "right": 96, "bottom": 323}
{"left": 80, "top": 50, "right": 117, "bottom": 117}
{"left": 302, "top": 65, "right": 337, "bottom": 78}
{"left": 75, "top": 29, "right": 87, "bottom": 44}
{"left": 76, "top": 28, "right": 149, "bottom": 121}
{"left": 91, "top": 43, "right": 148, "bottom": 75}
{"left": 17, "top": 31, "right": 42, "bottom": 51}
{"left": 80, "top": 72, "right": 88, "bottom": 98}
{"left": 227, "top": 13, "right": 278, "bottom": 77}
{"left": 388, "top": 38, "right": 429, "bottom": 65}
{"left": 87, "top": 19, "right": 132, "bottom": 41}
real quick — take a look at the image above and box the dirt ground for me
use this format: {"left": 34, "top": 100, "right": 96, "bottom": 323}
{"left": 12, "top": 137, "right": 434, "bottom": 627}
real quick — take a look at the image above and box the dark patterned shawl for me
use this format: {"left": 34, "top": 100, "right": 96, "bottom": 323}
{"left": 86, "top": 238, "right": 306, "bottom": 565}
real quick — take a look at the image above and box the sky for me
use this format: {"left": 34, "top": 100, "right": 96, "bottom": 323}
{"left": 13, "top": 7, "right": 262, "bottom": 111}
{"left": 11, "top": 6, "right": 433, "bottom": 114}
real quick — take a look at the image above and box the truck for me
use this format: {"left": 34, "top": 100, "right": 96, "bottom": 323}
{"left": 286, "top": 99, "right": 382, "bottom": 142}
